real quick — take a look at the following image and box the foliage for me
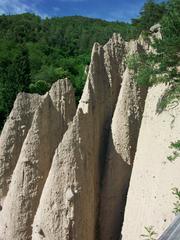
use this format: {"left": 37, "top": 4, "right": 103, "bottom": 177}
{"left": 0, "top": 43, "right": 31, "bottom": 128}
{"left": 13, "top": 45, "right": 31, "bottom": 92}
{"left": 132, "top": 0, "right": 166, "bottom": 32}
{"left": 127, "top": 54, "right": 141, "bottom": 73}
{"left": 152, "top": 0, "right": 180, "bottom": 86}
{"left": 29, "top": 80, "right": 50, "bottom": 95}
{"left": 167, "top": 140, "right": 180, "bottom": 162}
{"left": 128, "top": 0, "right": 180, "bottom": 112}
{"left": 140, "top": 226, "right": 157, "bottom": 240}
{"left": 171, "top": 187, "right": 180, "bottom": 214}
{"left": 0, "top": 14, "right": 137, "bottom": 129}
{"left": 127, "top": 53, "right": 155, "bottom": 87}
{"left": 156, "top": 84, "right": 180, "bottom": 113}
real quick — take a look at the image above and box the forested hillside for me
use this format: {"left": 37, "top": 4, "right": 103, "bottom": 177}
{"left": 0, "top": 15, "right": 138, "bottom": 128}
{"left": 0, "top": 0, "right": 178, "bottom": 129}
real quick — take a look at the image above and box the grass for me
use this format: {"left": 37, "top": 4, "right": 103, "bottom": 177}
{"left": 167, "top": 140, "right": 180, "bottom": 162}
{"left": 172, "top": 187, "right": 180, "bottom": 215}
{"left": 141, "top": 226, "right": 157, "bottom": 240}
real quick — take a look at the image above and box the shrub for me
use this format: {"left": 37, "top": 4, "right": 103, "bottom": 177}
{"left": 172, "top": 187, "right": 180, "bottom": 215}
{"left": 29, "top": 80, "right": 50, "bottom": 95}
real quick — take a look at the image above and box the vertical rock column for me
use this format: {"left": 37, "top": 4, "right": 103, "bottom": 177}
{"left": 98, "top": 39, "right": 148, "bottom": 240}
{"left": 99, "top": 66, "right": 147, "bottom": 240}
{"left": 32, "top": 34, "right": 126, "bottom": 240}
{"left": 0, "top": 79, "right": 76, "bottom": 240}
{"left": 0, "top": 93, "right": 42, "bottom": 206}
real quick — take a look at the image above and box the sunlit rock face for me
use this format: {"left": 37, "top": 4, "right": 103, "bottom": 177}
{"left": 0, "top": 79, "right": 76, "bottom": 240}
{"left": 121, "top": 84, "right": 180, "bottom": 240}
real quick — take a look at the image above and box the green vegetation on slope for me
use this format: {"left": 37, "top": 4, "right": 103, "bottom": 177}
{"left": 128, "top": 0, "right": 180, "bottom": 112}
{"left": 0, "top": 14, "right": 138, "bottom": 129}
{"left": 132, "top": 0, "right": 166, "bottom": 32}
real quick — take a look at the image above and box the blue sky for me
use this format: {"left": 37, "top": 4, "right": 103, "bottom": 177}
{"left": 0, "top": 0, "right": 162, "bottom": 22}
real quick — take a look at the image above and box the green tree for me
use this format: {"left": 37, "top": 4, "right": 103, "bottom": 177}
{"left": 13, "top": 46, "right": 31, "bottom": 92}
{"left": 0, "top": 58, "right": 17, "bottom": 128}
{"left": 29, "top": 80, "right": 50, "bottom": 95}
{"left": 132, "top": 0, "right": 166, "bottom": 31}
{"left": 128, "top": 0, "right": 180, "bottom": 111}
{"left": 154, "top": 0, "right": 180, "bottom": 79}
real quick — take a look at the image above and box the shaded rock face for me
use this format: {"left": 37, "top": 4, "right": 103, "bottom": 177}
{"left": 0, "top": 79, "right": 76, "bottom": 240}
{"left": 121, "top": 84, "right": 180, "bottom": 239}
{"left": 98, "top": 39, "right": 148, "bottom": 240}
{"left": 99, "top": 67, "right": 147, "bottom": 240}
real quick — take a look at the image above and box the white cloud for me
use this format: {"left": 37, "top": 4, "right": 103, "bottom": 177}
{"left": 0, "top": 0, "right": 49, "bottom": 18}
{"left": 0, "top": 0, "right": 28, "bottom": 14}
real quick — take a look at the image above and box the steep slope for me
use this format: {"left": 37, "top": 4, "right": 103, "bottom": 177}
{"left": 0, "top": 79, "right": 76, "bottom": 240}
{"left": 121, "top": 84, "right": 180, "bottom": 239}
